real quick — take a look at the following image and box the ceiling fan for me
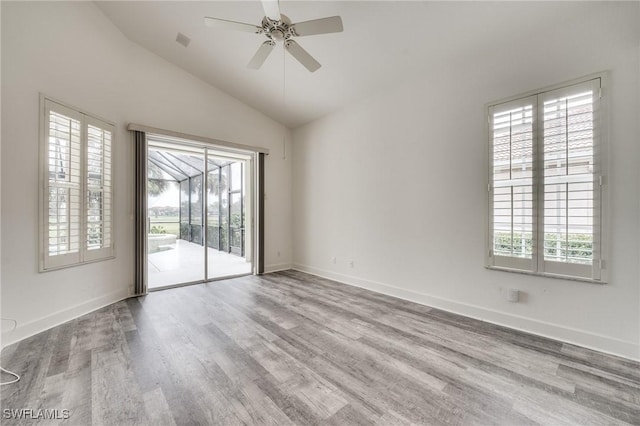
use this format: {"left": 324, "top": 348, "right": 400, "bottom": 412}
{"left": 204, "top": 0, "right": 343, "bottom": 72}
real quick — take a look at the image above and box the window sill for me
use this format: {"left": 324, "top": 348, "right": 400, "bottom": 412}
{"left": 40, "top": 255, "right": 116, "bottom": 273}
{"left": 485, "top": 265, "right": 606, "bottom": 285}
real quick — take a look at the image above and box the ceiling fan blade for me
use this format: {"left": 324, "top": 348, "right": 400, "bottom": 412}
{"left": 261, "top": 0, "right": 281, "bottom": 21}
{"left": 247, "top": 41, "right": 276, "bottom": 69}
{"left": 204, "top": 17, "right": 263, "bottom": 33}
{"left": 285, "top": 40, "right": 321, "bottom": 72}
{"left": 291, "top": 16, "right": 343, "bottom": 36}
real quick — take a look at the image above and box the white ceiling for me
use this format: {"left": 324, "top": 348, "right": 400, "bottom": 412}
{"left": 96, "top": 1, "right": 586, "bottom": 128}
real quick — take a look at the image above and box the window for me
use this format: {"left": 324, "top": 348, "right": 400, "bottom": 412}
{"left": 488, "top": 77, "right": 606, "bottom": 281}
{"left": 40, "top": 97, "right": 115, "bottom": 270}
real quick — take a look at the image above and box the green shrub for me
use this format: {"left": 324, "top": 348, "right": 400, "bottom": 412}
{"left": 150, "top": 225, "right": 167, "bottom": 234}
{"left": 493, "top": 232, "right": 592, "bottom": 261}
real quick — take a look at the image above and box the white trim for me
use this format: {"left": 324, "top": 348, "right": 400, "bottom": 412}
{"left": 487, "top": 265, "right": 606, "bottom": 284}
{"left": 264, "top": 263, "right": 293, "bottom": 273}
{"left": 292, "top": 263, "right": 639, "bottom": 361}
{"left": 0, "top": 288, "right": 131, "bottom": 349}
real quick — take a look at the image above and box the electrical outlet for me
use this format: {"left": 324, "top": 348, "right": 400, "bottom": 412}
{"left": 277, "top": 251, "right": 281, "bottom": 257}
{"left": 349, "top": 260, "right": 354, "bottom": 268}
{"left": 507, "top": 289, "right": 519, "bottom": 303}
{"left": 331, "top": 257, "right": 336, "bottom": 264}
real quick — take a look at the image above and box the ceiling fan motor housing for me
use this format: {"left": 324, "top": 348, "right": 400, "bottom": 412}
{"left": 262, "top": 15, "right": 294, "bottom": 41}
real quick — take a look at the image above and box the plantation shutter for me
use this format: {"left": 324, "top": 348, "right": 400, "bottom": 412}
{"left": 538, "top": 79, "right": 601, "bottom": 279}
{"left": 44, "top": 101, "right": 83, "bottom": 269}
{"left": 85, "top": 117, "right": 115, "bottom": 261}
{"left": 488, "top": 96, "right": 537, "bottom": 271}
{"left": 42, "top": 98, "right": 115, "bottom": 270}
{"left": 487, "top": 77, "right": 604, "bottom": 281}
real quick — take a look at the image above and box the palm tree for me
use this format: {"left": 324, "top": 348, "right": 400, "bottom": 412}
{"left": 148, "top": 161, "right": 171, "bottom": 196}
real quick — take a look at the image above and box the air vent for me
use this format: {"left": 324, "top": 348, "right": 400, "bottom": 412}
{"left": 176, "top": 32, "right": 191, "bottom": 48}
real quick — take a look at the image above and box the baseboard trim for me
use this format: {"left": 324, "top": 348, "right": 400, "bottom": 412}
{"left": 264, "top": 263, "right": 293, "bottom": 274}
{"left": 292, "top": 263, "right": 639, "bottom": 361}
{"left": 1, "top": 287, "right": 131, "bottom": 349}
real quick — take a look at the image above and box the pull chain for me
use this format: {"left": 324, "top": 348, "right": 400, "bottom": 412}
{"left": 282, "top": 46, "right": 287, "bottom": 160}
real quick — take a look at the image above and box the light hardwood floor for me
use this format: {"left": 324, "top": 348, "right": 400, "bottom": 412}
{"left": 1, "top": 270, "right": 639, "bottom": 425}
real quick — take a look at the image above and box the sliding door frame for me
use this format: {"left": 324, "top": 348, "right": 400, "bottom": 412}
{"left": 131, "top": 124, "right": 268, "bottom": 294}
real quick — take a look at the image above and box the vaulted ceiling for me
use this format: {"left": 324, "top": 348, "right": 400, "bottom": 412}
{"left": 96, "top": 1, "right": 594, "bottom": 128}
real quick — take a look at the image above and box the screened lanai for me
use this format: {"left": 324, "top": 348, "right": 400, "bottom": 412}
{"left": 147, "top": 141, "right": 251, "bottom": 288}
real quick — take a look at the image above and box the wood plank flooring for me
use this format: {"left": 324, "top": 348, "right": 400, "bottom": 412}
{"left": 1, "top": 270, "right": 639, "bottom": 425}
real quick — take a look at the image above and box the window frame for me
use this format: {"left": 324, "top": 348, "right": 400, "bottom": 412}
{"left": 39, "top": 95, "right": 116, "bottom": 272}
{"left": 486, "top": 73, "right": 609, "bottom": 283}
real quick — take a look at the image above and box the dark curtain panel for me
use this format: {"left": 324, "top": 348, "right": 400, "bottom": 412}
{"left": 134, "top": 131, "right": 148, "bottom": 295}
{"left": 257, "top": 153, "right": 265, "bottom": 274}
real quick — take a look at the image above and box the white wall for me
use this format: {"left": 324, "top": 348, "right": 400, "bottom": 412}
{"left": 1, "top": 1, "right": 292, "bottom": 345}
{"left": 293, "top": 2, "right": 640, "bottom": 359}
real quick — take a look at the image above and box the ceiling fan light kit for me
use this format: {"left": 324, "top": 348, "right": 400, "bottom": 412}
{"left": 204, "top": 0, "right": 343, "bottom": 72}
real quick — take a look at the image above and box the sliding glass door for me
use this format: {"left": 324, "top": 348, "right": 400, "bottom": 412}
{"left": 146, "top": 138, "right": 253, "bottom": 290}
{"left": 206, "top": 155, "right": 251, "bottom": 280}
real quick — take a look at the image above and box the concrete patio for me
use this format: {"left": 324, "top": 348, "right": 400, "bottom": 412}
{"left": 148, "top": 239, "right": 252, "bottom": 289}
